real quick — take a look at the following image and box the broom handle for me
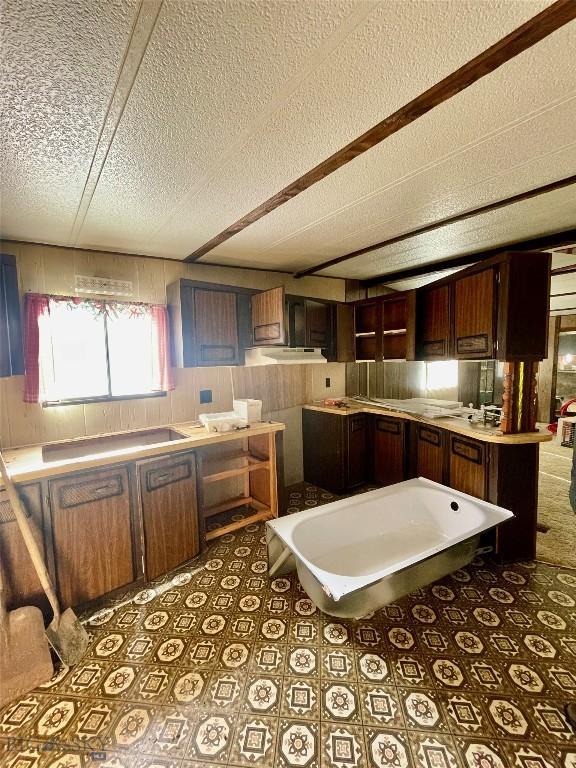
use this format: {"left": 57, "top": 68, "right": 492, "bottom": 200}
{"left": 0, "top": 451, "right": 61, "bottom": 623}
{"left": 0, "top": 555, "right": 7, "bottom": 648}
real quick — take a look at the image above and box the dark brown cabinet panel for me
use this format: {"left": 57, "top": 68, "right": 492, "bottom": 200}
{"left": 251, "top": 286, "right": 286, "bottom": 345}
{"left": 448, "top": 436, "right": 486, "bottom": 499}
{"left": 302, "top": 410, "right": 367, "bottom": 493}
{"left": 0, "top": 253, "right": 24, "bottom": 377}
{"left": 372, "top": 416, "right": 406, "bottom": 486}
{"left": 194, "top": 289, "right": 240, "bottom": 365}
{"left": 415, "top": 424, "right": 445, "bottom": 484}
{"left": 416, "top": 284, "right": 450, "bottom": 360}
{"left": 0, "top": 483, "right": 46, "bottom": 610}
{"left": 139, "top": 452, "right": 199, "bottom": 580}
{"left": 453, "top": 268, "right": 496, "bottom": 359}
{"left": 49, "top": 467, "right": 135, "bottom": 607}
{"left": 305, "top": 300, "right": 330, "bottom": 347}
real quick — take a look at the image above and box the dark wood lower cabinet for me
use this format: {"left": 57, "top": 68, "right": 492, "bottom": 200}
{"left": 49, "top": 466, "right": 135, "bottom": 608}
{"left": 302, "top": 410, "right": 367, "bottom": 494}
{"left": 139, "top": 452, "right": 199, "bottom": 580}
{"left": 373, "top": 416, "right": 406, "bottom": 486}
{"left": 415, "top": 424, "right": 445, "bottom": 484}
{"left": 0, "top": 483, "right": 46, "bottom": 611}
{"left": 448, "top": 435, "right": 486, "bottom": 498}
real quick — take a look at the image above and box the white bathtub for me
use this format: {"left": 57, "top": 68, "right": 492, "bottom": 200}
{"left": 266, "top": 477, "right": 513, "bottom": 618}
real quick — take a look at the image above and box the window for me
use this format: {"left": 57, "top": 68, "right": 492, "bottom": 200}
{"left": 24, "top": 295, "right": 173, "bottom": 404}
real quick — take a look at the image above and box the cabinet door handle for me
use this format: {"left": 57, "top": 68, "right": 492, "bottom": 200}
{"left": 94, "top": 485, "right": 114, "bottom": 495}
{"left": 155, "top": 474, "right": 171, "bottom": 483}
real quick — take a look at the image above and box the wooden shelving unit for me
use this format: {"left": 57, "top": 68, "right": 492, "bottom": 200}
{"left": 198, "top": 431, "right": 278, "bottom": 542}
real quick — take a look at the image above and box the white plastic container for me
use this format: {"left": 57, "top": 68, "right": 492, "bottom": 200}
{"left": 199, "top": 411, "right": 247, "bottom": 433}
{"left": 233, "top": 399, "right": 262, "bottom": 424}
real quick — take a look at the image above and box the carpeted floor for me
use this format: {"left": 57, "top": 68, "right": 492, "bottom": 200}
{"left": 537, "top": 442, "right": 576, "bottom": 570}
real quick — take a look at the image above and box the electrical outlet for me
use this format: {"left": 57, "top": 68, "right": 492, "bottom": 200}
{"left": 325, "top": 378, "right": 331, "bottom": 388}
{"left": 199, "top": 389, "right": 212, "bottom": 404}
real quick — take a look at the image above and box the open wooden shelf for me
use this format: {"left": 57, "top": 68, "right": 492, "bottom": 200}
{"left": 205, "top": 500, "right": 274, "bottom": 541}
{"left": 203, "top": 451, "right": 270, "bottom": 484}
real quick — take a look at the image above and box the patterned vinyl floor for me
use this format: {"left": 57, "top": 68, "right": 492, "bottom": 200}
{"left": 0, "top": 483, "right": 575, "bottom": 768}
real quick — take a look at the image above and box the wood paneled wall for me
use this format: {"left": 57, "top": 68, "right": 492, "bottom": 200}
{"left": 0, "top": 241, "right": 346, "bottom": 487}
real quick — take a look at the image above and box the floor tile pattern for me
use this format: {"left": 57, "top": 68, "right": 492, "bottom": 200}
{"left": 0, "top": 483, "right": 575, "bottom": 768}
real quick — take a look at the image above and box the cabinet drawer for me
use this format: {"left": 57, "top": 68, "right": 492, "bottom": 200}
{"left": 146, "top": 457, "right": 193, "bottom": 492}
{"left": 57, "top": 472, "right": 125, "bottom": 508}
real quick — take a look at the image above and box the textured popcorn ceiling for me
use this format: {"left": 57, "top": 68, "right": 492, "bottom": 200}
{"left": 1, "top": 0, "right": 575, "bottom": 280}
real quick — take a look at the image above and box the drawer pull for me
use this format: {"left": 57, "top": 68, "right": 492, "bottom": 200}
{"left": 94, "top": 485, "right": 114, "bottom": 494}
{"left": 57, "top": 473, "right": 124, "bottom": 508}
{"left": 146, "top": 461, "right": 192, "bottom": 492}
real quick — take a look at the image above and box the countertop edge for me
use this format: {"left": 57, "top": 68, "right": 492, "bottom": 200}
{"left": 302, "top": 403, "right": 553, "bottom": 445}
{"left": 1, "top": 421, "right": 285, "bottom": 486}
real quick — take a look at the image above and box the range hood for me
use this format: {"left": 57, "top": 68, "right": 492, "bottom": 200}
{"left": 244, "top": 347, "right": 327, "bottom": 366}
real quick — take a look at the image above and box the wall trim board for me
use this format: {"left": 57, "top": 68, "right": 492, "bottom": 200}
{"left": 184, "top": 0, "right": 576, "bottom": 263}
{"left": 294, "top": 176, "right": 576, "bottom": 279}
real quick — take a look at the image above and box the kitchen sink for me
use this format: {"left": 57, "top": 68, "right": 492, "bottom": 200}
{"left": 42, "top": 427, "right": 188, "bottom": 463}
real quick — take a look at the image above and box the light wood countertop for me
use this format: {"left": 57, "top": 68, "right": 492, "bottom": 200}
{"left": 1, "top": 421, "right": 285, "bottom": 486}
{"left": 303, "top": 402, "right": 552, "bottom": 445}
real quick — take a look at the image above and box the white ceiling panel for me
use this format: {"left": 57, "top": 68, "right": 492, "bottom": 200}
{"left": 0, "top": 0, "right": 140, "bottom": 243}
{"left": 72, "top": 0, "right": 549, "bottom": 255}
{"left": 204, "top": 23, "right": 576, "bottom": 273}
{"left": 316, "top": 186, "right": 576, "bottom": 279}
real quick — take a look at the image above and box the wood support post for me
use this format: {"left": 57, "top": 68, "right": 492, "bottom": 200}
{"left": 501, "top": 361, "right": 539, "bottom": 433}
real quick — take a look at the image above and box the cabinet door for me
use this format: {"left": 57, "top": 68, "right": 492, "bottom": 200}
{"left": 453, "top": 268, "right": 496, "bottom": 359}
{"left": 347, "top": 414, "right": 368, "bottom": 488}
{"left": 416, "top": 425, "right": 444, "bottom": 484}
{"left": 0, "top": 254, "right": 24, "bottom": 377}
{"left": 50, "top": 467, "right": 134, "bottom": 607}
{"left": 251, "top": 286, "right": 286, "bottom": 345}
{"left": 0, "top": 483, "right": 46, "bottom": 610}
{"left": 194, "top": 288, "right": 240, "bottom": 365}
{"left": 449, "top": 436, "right": 486, "bottom": 499}
{"left": 373, "top": 416, "right": 405, "bottom": 486}
{"left": 305, "top": 300, "right": 330, "bottom": 348}
{"left": 302, "top": 410, "right": 347, "bottom": 494}
{"left": 139, "top": 453, "right": 199, "bottom": 580}
{"left": 287, "top": 296, "right": 306, "bottom": 347}
{"left": 416, "top": 285, "right": 450, "bottom": 359}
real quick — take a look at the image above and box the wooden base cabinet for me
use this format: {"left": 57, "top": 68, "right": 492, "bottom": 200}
{"left": 414, "top": 424, "right": 445, "bottom": 484}
{"left": 302, "top": 410, "right": 367, "bottom": 494}
{"left": 448, "top": 435, "right": 486, "bottom": 498}
{"left": 49, "top": 466, "right": 136, "bottom": 608}
{"left": 372, "top": 416, "right": 406, "bottom": 486}
{"left": 138, "top": 452, "right": 200, "bottom": 579}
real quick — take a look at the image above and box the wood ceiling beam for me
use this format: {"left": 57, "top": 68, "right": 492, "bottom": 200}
{"left": 185, "top": 0, "right": 576, "bottom": 264}
{"left": 552, "top": 264, "right": 576, "bottom": 276}
{"left": 358, "top": 229, "right": 576, "bottom": 288}
{"left": 293, "top": 175, "right": 576, "bottom": 279}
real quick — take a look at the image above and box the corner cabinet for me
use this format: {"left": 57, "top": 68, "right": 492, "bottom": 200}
{"left": 302, "top": 409, "right": 367, "bottom": 494}
{"left": 372, "top": 415, "right": 406, "bottom": 486}
{"left": 138, "top": 452, "right": 200, "bottom": 580}
{"left": 415, "top": 284, "right": 451, "bottom": 360}
{"left": 354, "top": 292, "right": 414, "bottom": 362}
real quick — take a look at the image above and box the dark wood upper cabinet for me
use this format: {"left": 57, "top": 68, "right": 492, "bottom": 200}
{"left": 372, "top": 415, "right": 406, "bottom": 486}
{"left": 138, "top": 452, "right": 199, "bottom": 580}
{"left": 453, "top": 268, "right": 497, "bottom": 359}
{"left": 354, "top": 292, "right": 413, "bottom": 362}
{"left": 0, "top": 253, "right": 24, "bottom": 377}
{"left": 305, "top": 299, "right": 330, "bottom": 347}
{"left": 49, "top": 466, "right": 136, "bottom": 608}
{"left": 168, "top": 279, "right": 253, "bottom": 367}
{"left": 251, "top": 286, "right": 287, "bottom": 345}
{"left": 416, "top": 284, "right": 450, "bottom": 360}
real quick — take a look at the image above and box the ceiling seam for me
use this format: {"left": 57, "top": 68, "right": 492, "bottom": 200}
{"left": 294, "top": 175, "right": 576, "bottom": 278}
{"left": 183, "top": 0, "right": 576, "bottom": 264}
{"left": 67, "top": 0, "right": 164, "bottom": 248}
{"left": 243, "top": 93, "right": 576, "bottom": 256}
{"left": 142, "top": 1, "right": 379, "bottom": 249}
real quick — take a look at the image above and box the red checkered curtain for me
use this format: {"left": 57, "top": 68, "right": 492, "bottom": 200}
{"left": 23, "top": 293, "right": 50, "bottom": 403}
{"left": 151, "top": 304, "right": 174, "bottom": 392}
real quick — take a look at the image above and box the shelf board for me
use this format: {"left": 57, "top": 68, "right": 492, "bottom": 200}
{"left": 203, "top": 452, "right": 270, "bottom": 484}
{"left": 203, "top": 495, "right": 253, "bottom": 518}
{"left": 205, "top": 502, "right": 274, "bottom": 540}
